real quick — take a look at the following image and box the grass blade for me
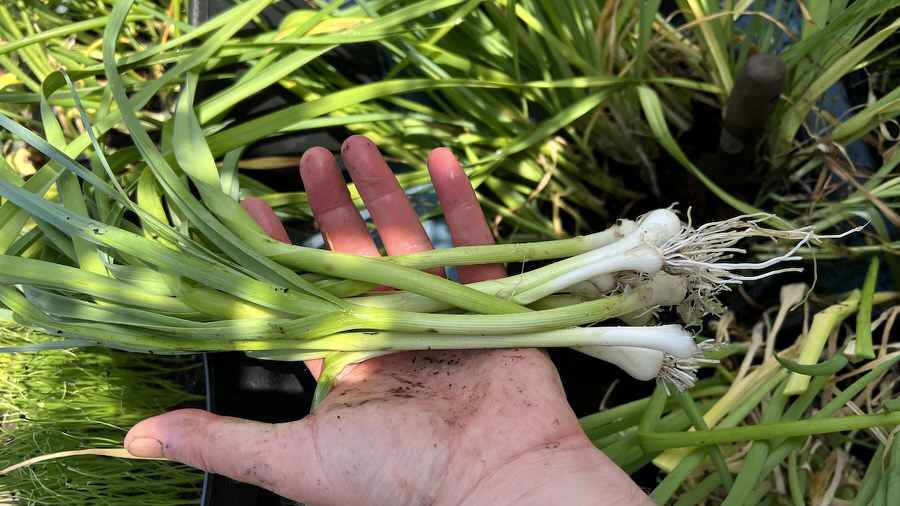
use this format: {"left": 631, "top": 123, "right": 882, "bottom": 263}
{"left": 855, "top": 256, "right": 880, "bottom": 359}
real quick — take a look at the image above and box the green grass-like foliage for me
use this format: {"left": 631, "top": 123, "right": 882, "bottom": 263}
{"left": 2, "top": 1, "right": 897, "bottom": 241}
{"left": 0, "top": 315, "right": 203, "bottom": 505}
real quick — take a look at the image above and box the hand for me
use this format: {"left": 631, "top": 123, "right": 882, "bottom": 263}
{"left": 125, "top": 136, "right": 650, "bottom": 505}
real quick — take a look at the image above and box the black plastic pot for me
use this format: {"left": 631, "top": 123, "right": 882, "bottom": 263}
{"left": 200, "top": 353, "right": 316, "bottom": 506}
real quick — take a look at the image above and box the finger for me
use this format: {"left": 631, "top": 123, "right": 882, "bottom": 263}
{"left": 299, "top": 147, "right": 377, "bottom": 377}
{"left": 427, "top": 147, "right": 506, "bottom": 283}
{"left": 300, "top": 147, "right": 380, "bottom": 257}
{"left": 240, "top": 197, "right": 324, "bottom": 379}
{"left": 125, "top": 409, "right": 329, "bottom": 503}
{"left": 341, "top": 135, "right": 443, "bottom": 276}
{"left": 241, "top": 197, "right": 290, "bottom": 244}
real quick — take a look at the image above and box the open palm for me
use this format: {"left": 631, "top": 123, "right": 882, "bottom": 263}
{"left": 126, "top": 136, "right": 649, "bottom": 505}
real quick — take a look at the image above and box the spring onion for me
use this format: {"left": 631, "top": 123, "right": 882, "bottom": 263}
{"left": 0, "top": 196, "right": 822, "bottom": 392}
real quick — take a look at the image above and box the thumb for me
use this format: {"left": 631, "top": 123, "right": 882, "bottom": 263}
{"left": 125, "top": 409, "right": 329, "bottom": 502}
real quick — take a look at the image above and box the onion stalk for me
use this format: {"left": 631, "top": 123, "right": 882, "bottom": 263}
{"left": 0, "top": 194, "right": 826, "bottom": 392}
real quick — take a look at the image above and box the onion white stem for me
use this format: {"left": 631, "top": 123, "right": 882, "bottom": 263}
{"left": 569, "top": 274, "right": 617, "bottom": 298}
{"left": 511, "top": 244, "right": 664, "bottom": 304}
{"left": 300, "top": 324, "right": 699, "bottom": 358}
{"left": 352, "top": 209, "right": 682, "bottom": 312}
{"left": 575, "top": 345, "right": 665, "bottom": 381}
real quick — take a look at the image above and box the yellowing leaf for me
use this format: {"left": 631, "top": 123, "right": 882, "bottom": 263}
{"left": 278, "top": 10, "right": 369, "bottom": 36}
{"left": 0, "top": 72, "right": 19, "bottom": 90}
{"left": 9, "top": 148, "right": 36, "bottom": 177}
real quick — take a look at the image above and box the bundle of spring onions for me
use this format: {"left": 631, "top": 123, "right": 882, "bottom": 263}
{"left": 0, "top": 314, "right": 202, "bottom": 505}
{"left": 0, "top": 0, "right": 836, "bottom": 406}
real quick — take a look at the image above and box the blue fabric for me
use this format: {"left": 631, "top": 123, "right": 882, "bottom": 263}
{"left": 733, "top": 1, "right": 875, "bottom": 169}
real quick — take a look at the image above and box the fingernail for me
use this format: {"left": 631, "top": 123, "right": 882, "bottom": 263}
{"left": 428, "top": 146, "right": 452, "bottom": 162}
{"left": 126, "top": 437, "right": 164, "bottom": 458}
